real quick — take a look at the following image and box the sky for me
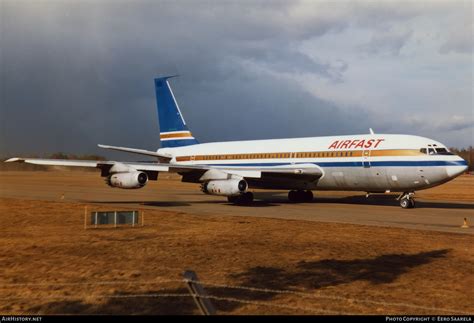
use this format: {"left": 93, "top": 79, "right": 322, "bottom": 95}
{"left": 0, "top": 0, "right": 472, "bottom": 158}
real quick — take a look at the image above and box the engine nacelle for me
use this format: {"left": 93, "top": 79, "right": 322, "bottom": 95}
{"left": 201, "top": 179, "right": 248, "bottom": 196}
{"left": 107, "top": 172, "right": 148, "bottom": 189}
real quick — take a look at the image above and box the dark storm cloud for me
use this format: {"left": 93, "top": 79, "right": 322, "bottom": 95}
{"left": 2, "top": 1, "right": 469, "bottom": 157}
{"left": 1, "top": 0, "right": 372, "bottom": 157}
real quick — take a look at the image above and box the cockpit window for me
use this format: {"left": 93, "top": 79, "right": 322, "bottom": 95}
{"left": 434, "top": 148, "right": 453, "bottom": 155}
{"left": 420, "top": 147, "right": 454, "bottom": 155}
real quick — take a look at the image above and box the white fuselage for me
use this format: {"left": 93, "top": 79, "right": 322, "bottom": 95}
{"left": 158, "top": 134, "right": 467, "bottom": 192}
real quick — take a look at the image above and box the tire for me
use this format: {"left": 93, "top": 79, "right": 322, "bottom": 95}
{"left": 227, "top": 195, "right": 239, "bottom": 203}
{"left": 400, "top": 198, "right": 411, "bottom": 209}
{"left": 409, "top": 199, "right": 416, "bottom": 208}
{"left": 240, "top": 192, "right": 254, "bottom": 204}
{"left": 289, "top": 190, "right": 313, "bottom": 203}
{"left": 288, "top": 190, "right": 298, "bottom": 202}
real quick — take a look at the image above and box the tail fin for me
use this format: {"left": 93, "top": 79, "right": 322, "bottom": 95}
{"left": 154, "top": 76, "right": 199, "bottom": 148}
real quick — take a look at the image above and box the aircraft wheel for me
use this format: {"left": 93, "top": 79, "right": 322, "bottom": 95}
{"left": 289, "top": 190, "right": 313, "bottom": 203}
{"left": 227, "top": 195, "right": 239, "bottom": 203}
{"left": 400, "top": 198, "right": 414, "bottom": 209}
{"left": 409, "top": 199, "right": 416, "bottom": 208}
{"left": 288, "top": 190, "right": 298, "bottom": 202}
{"left": 240, "top": 192, "right": 254, "bottom": 204}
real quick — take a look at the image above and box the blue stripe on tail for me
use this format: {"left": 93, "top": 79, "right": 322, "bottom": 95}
{"left": 154, "top": 76, "right": 199, "bottom": 148}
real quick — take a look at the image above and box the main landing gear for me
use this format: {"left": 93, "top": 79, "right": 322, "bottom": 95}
{"left": 227, "top": 192, "right": 254, "bottom": 204}
{"left": 398, "top": 192, "right": 416, "bottom": 209}
{"left": 288, "top": 190, "right": 313, "bottom": 203}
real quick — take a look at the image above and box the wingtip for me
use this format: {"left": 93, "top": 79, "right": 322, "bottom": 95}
{"left": 5, "top": 157, "right": 24, "bottom": 163}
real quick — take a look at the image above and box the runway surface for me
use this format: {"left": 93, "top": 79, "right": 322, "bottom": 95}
{"left": 1, "top": 171, "right": 472, "bottom": 235}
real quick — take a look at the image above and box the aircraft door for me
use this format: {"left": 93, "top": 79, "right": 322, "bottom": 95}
{"left": 362, "top": 149, "right": 371, "bottom": 168}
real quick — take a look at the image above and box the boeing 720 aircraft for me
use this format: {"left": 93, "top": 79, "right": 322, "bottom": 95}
{"left": 6, "top": 76, "right": 468, "bottom": 208}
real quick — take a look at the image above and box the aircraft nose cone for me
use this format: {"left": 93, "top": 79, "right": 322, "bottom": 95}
{"left": 446, "top": 164, "right": 468, "bottom": 178}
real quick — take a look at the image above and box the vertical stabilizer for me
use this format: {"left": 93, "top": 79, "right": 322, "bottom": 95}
{"left": 154, "top": 76, "right": 199, "bottom": 148}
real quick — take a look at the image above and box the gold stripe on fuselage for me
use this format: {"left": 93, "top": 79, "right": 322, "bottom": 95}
{"left": 370, "top": 149, "right": 421, "bottom": 157}
{"left": 175, "top": 149, "right": 423, "bottom": 162}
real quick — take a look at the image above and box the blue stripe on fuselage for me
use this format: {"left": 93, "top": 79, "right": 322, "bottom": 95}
{"left": 187, "top": 160, "right": 467, "bottom": 168}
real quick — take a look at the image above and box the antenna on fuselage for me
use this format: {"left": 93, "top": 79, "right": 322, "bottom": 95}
{"left": 369, "top": 128, "right": 375, "bottom": 135}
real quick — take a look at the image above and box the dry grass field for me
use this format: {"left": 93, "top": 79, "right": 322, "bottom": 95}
{"left": 0, "top": 171, "right": 473, "bottom": 315}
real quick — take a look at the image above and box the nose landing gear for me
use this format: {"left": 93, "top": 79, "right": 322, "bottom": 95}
{"left": 398, "top": 192, "right": 416, "bottom": 209}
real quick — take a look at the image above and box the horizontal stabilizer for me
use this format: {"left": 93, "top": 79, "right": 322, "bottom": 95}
{"left": 98, "top": 144, "right": 172, "bottom": 162}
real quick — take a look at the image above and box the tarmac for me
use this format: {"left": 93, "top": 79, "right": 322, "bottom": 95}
{"left": 1, "top": 171, "right": 473, "bottom": 235}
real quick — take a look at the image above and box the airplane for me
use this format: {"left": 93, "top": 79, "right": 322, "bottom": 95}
{"left": 6, "top": 76, "right": 468, "bottom": 208}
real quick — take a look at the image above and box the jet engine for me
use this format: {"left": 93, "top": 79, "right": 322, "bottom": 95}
{"left": 107, "top": 172, "right": 148, "bottom": 189}
{"left": 201, "top": 179, "right": 248, "bottom": 196}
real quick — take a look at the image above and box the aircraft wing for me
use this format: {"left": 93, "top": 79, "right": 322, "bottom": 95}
{"left": 5, "top": 158, "right": 322, "bottom": 182}
{"left": 5, "top": 158, "right": 187, "bottom": 173}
